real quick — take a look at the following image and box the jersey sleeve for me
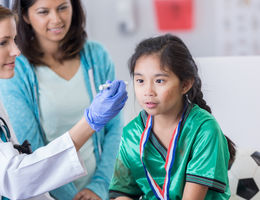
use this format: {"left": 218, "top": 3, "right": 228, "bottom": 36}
{"left": 109, "top": 136, "right": 142, "bottom": 200}
{"left": 186, "top": 119, "right": 229, "bottom": 193}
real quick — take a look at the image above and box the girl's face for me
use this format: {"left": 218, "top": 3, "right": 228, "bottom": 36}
{"left": 134, "top": 54, "right": 192, "bottom": 117}
{"left": 25, "top": 0, "right": 72, "bottom": 46}
{"left": 0, "top": 17, "right": 20, "bottom": 79}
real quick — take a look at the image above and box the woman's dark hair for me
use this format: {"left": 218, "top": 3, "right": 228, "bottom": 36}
{"left": 12, "top": 0, "right": 87, "bottom": 65}
{"left": 0, "top": 5, "right": 15, "bottom": 21}
{"left": 129, "top": 34, "right": 236, "bottom": 166}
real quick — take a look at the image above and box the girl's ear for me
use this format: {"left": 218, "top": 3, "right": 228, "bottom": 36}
{"left": 181, "top": 78, "right": 194, "bottom": 94}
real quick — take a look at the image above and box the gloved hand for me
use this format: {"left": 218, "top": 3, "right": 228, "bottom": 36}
{"left": 84, "top": 80, "right": 128, "bottom": 132}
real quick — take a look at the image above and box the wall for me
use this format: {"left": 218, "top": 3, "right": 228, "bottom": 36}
{"left": 196, "top": 56, "right": 260, "bottom": 149}
{"left": 83, "top": 0, "right": 217, "bottom": 78}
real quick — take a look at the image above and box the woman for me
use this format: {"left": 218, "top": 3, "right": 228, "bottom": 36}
{"left": 0, "top": 0, "right": 124, "bottom": 199}
{"left": 0, "top": 5, "right": 127, "bottom": 200}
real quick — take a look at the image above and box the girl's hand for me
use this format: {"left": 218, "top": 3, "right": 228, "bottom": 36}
{"left": 73, "top": 189, "right": 101, "bottom": 200}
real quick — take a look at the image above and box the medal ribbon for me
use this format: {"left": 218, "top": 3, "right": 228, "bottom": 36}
{"left": 140, "top": 114, "right": 183, "bottom": 200}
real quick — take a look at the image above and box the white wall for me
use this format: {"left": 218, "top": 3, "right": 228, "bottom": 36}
{"left": 196, "top": 56, "right": 260, "bottom": 149}
{"left": 83, "top": 0, "right": 217, "bottom": 79}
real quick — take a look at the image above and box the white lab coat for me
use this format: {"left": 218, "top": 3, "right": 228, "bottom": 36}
{"left": 0, "top": 101, "right": 86, "bottom": 200}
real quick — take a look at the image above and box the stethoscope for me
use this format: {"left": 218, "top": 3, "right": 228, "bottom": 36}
{"left": 0, "top": 117, "right": 10, "bottom": 142}
{"left": 0, "top": 117, "right": 32, "bottom": 154}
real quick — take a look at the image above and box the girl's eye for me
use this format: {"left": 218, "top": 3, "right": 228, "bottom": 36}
{"left": 155, "top": 79, "right": 164, "bottom": 84}
{"left": 0, "top": 40, "right": 8, "bottom": 46}
{"left": 136, "top": 79, "right": 144, "bottom": 84}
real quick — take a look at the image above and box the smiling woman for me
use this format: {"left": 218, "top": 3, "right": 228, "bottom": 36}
{"left": 0, "top": 5, "right": 127, "bottom": 200}
{"left": 14, "top": 0, "right": 85, "bottom": 66}
{"left": 23, "top": 0, "right": 73, "bottom": 52}
{"left": 0, "top": 13, "right": 20, "bottom": 79}
{"left": 0, "top": 0, "right": 125, "bottom": 200}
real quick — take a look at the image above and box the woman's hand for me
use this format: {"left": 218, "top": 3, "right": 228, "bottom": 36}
{"left": 84, "top": 80, "right": 128, "bottom": 132}
{"left": 73, "top": 189, "right": 101, "bottom": 200}
{"left": 69, "top": 80, "right": 127, "bottom": 151}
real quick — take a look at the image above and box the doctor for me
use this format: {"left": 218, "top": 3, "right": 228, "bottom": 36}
{"left": 0, "top": 5, "right": 127, "bottom": 200}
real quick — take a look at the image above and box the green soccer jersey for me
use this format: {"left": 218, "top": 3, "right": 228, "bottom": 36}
{"left": 109, "top": 104, "right": 231, "bottom": 200}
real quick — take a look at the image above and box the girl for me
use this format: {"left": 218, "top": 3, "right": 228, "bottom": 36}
{"left": 0, "top": 5, "right": 127, "bottom": 200}
{"left": 109, "top": 34, "right": 235, "bottom": 200}
{"left": 0, "top": 0, "right": 124, "bottom": 199}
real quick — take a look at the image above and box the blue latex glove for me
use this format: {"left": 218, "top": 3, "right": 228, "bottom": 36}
{"left": 84, "top": 80, "right": 128, "bottom": 132}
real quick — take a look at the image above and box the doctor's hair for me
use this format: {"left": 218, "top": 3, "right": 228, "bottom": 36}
{"left": 12, "top": 0, "right": 87, "bottom": 65}
{"left": 129, "top": 34, "right": 236, "bottom": 163}
{"left": 0, "top": 5, "right": 15, "bottom": 21}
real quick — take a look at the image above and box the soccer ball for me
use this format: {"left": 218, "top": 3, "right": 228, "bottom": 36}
{"left": 228, "top": 149, "right": 260, "bottom": 200}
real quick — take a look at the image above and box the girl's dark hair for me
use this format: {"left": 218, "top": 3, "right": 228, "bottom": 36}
{"left": 0, "top": 5, "right": 15, "bottom": 21}
{"left": 129, "top": 34, "right": 236, "bottom": 166}
{"left": 12, "top": 0, "right": 87, "bottom": 65}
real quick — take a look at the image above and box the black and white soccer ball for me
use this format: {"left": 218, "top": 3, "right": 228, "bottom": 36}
{"left": 228, "top": 149, "right": 260, "bottom": 200}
